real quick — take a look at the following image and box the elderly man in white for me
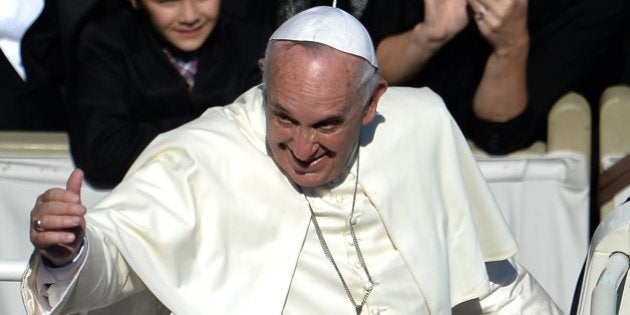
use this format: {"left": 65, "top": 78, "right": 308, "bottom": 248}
{"left": 22, "top": 6, "right": 560, "bottom": 315}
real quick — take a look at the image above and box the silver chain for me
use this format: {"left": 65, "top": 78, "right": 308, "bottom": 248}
{"left": 304, "top": 151, "right": 374, "bottom": 314}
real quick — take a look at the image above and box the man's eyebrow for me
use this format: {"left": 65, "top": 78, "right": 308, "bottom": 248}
{"left": 270, "top": 103, "right": 292, "bottom": 116}
{"left": 313, "top": 116, "right": 344, "bottom": 127}
{"left": 270, "top": 102, "right": 345, "bottom": 127}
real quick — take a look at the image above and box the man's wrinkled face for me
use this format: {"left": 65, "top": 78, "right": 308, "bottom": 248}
{"left": 131, "top": 0, "right": 220, "bottom": 52}
{"left": 264, "top": 43, "right": 378, "bottom": 188}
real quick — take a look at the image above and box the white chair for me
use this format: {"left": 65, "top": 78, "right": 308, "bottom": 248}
{"left": 0, "top": 260, "right": 27, "bottom": 282}
{"left": 576, "top": 84, "right": 630, "bottom": 315}
{"left": 576, "top": 201, "right": 630, "bottom": 315}
{"left": 598, "top": 85, "right": 630, "bottom": 220}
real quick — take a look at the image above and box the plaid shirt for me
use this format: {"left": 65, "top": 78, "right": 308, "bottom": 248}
{"left": 163, "top": 48, "right": 199, "bottom": 91}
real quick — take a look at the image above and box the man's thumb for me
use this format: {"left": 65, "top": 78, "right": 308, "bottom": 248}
{"left": 66, "top": 168, "right": 84, "bottom": 199}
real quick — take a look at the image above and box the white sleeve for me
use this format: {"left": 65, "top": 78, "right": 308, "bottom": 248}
{"left": 34, "top": 240, "right": 87, "bottom": 312}
{"left": 479, "top": 259, "right": 563, "bottom": 314}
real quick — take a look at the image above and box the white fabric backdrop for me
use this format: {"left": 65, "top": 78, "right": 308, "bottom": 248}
{"left": 477, "top": 151, "right": 590, "bottom": 314}
{"left": 0, "top": 151, "right": 589, "bottom": 315}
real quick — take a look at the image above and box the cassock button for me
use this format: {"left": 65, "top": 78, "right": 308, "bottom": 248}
{"left": 371, "top": 308, "right": 386, "bottom": 314}
{"left": 350, "top": 216, "right": 358, "bottom": 225}
{"left": 346, "top": 237, "right": 355, "bottom": 246}
{"left": 365, "top": 281, "right": 373, "bottom": 291}
{"left": 336, "top": 195, "right": 344, "bottom": 204}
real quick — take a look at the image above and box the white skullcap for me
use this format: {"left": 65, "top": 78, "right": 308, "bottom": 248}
{"left": 269, "top": 6, "right": 378, "bottom": 68}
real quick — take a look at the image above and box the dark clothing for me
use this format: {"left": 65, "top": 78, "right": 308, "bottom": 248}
{"left": 68, "top": 8, "right": 270, "bottom": 188}
{"left": 222, "top": 0, "right": 367, "bottom": 29}
{"left": 361, "top": 0, "right": 630, "bottom": 154}
{"left": 621, "top": 18, "right": 630, "bottom": 83}
{"left": 0, "top": 0, "right": 66, "bottom": 130}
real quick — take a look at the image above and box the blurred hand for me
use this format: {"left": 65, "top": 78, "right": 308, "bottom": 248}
{"left": 422, "top": 0, "right": 470, "bottom": 43}
{"left": 30, "top": 169, "right": 87, "bottom": 266}
{"left": 468, "top": 0, "right": 529, "bottom": 55}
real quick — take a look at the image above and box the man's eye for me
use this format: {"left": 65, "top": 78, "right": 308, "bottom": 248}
{"left": 318, "top": 124, "right": 337, "bottom": 132}
{"left": 277, "top": 116, "right": 294, "bottom": 125}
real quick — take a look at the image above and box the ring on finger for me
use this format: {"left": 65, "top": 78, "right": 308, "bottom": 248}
{"left": 33, "top": 219, "right": 44, "bottom": 232}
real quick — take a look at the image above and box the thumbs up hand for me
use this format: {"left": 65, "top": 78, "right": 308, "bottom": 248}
{"left": 30, "top": 169, "right": 87, "bottom": 266}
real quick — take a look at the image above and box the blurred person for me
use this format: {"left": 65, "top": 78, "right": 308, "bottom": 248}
{"left": 68, "top": 0, "right": 270, "bottom": 188}
{"left": 361, "top": 0, "right": 630, "bottom": 154}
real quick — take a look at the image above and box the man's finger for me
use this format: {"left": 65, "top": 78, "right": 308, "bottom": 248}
{"left": 66, "top": 168, "right": 84, "bottom": 202}
{"left": 33, "top": 215, "right": 82, "bottom": 232}
{"left": 33, "top": 229, "right": 78, "bottom": 247}
{"left": 35, "top": 200, "right": 87, "bottom": 216}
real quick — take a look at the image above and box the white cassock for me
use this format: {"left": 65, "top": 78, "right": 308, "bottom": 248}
{"left": 21, "top": 85, "right": 561, "bottom": 314}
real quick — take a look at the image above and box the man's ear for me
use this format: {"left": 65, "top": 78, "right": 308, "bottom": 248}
{"left": 362, "top": 79, "right": 388, "bottom": 125}
{"left": 258, "top": 58, "right": 265, "bottom": 73}
{"left": 129, "top": 0, "right": 139, "bottom": 9}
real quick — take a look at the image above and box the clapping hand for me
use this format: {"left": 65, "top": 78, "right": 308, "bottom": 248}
{"left": 422, "top": 0, "right": 471, "bottom": 44}
{"left": 468, "top": 0, "right": 529, "bottom": 55}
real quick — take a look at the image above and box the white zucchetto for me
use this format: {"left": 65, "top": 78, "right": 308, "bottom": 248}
{"left": 269, "top": 6, "right": 378, "bottom": 68}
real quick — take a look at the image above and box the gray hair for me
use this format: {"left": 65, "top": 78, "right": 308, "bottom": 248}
{"left": 262, "top": 40, "right": 381, "bottom": 107}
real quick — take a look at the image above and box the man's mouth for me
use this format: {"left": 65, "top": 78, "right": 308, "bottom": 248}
{"left": 290, "top": 151, "right": 324, "bottom": 172}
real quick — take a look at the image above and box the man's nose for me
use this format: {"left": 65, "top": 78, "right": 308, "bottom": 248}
{"left": 292, "top": 128, "right": 318, "bottom": 161}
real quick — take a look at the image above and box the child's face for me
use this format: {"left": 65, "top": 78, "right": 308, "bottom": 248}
{"left": 132, "top": 0, "right": 220, "bottom": 52}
